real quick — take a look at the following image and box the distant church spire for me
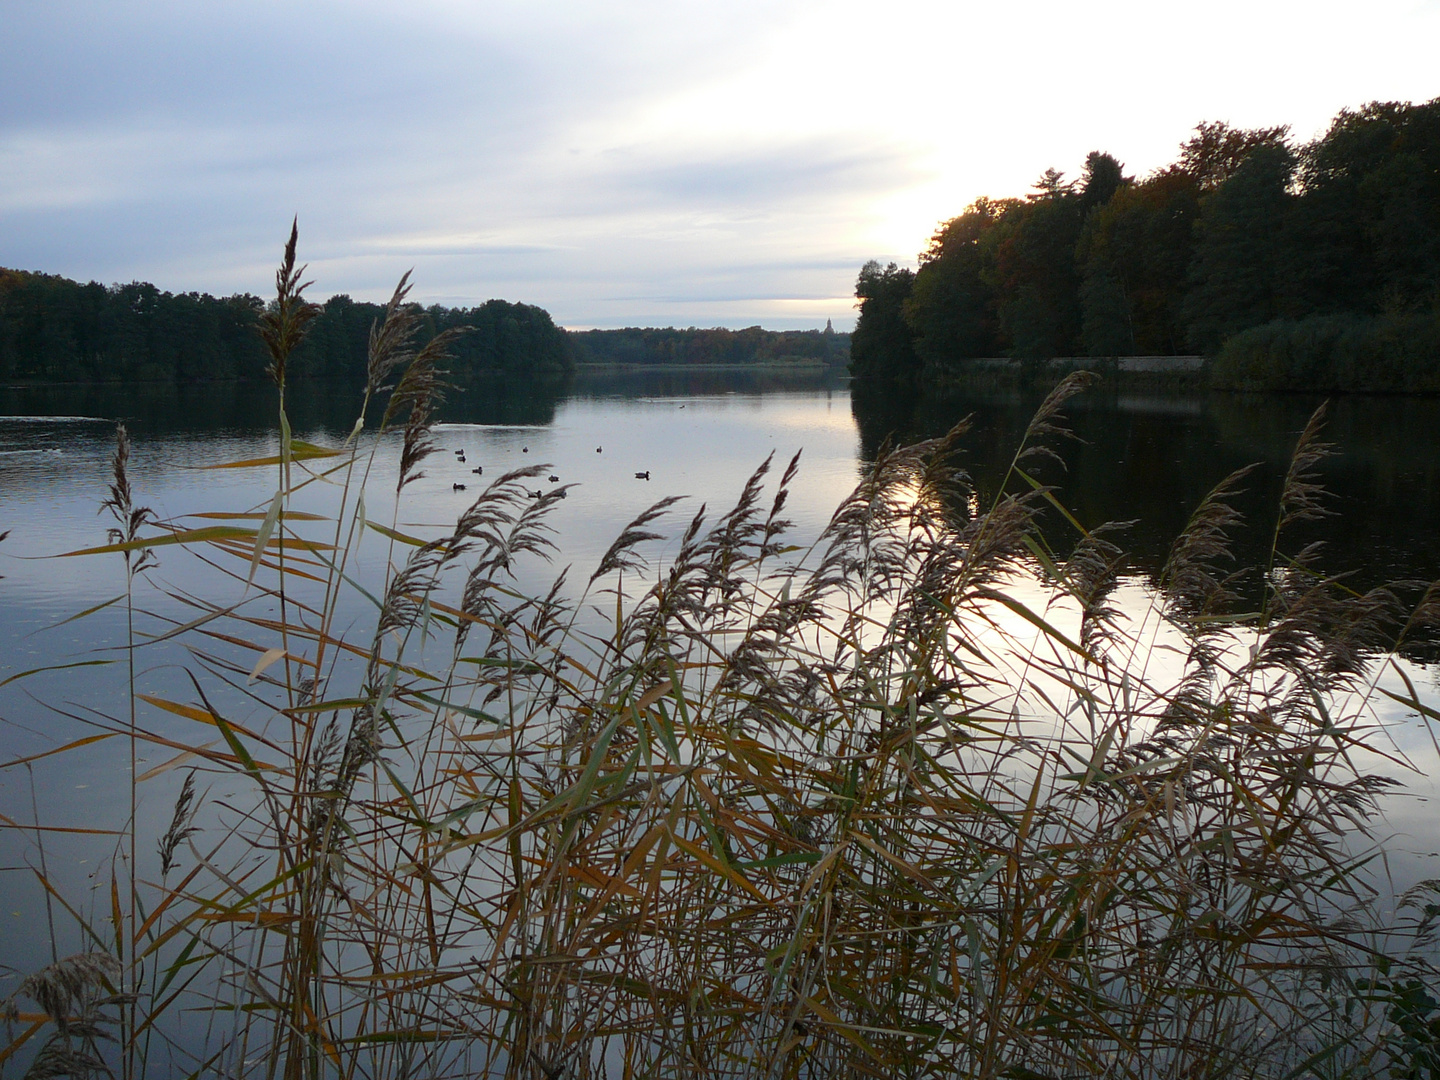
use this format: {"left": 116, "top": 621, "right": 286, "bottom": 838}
{"left": 823, "top": 318, "right": 834, "bottom": 335}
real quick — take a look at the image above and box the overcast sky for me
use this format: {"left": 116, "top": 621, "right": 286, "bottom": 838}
{"left": 2, "top": 0, "right": 1438, "bottom": 329}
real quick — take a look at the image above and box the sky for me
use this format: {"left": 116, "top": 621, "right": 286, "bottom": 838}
{"left": 2, "top": 0, "right": 1438, "bottom": 330}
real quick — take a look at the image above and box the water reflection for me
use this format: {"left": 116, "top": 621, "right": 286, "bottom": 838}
{"left": 853, "top": 381, "right": 1440, "bottom": 641}
{"left": 6, "top": 373, "right": 1437, "bottom": 606}
{"left": 0, "top": 373, "right": 577, "bottom": 436}
{"left": 0, "top": 368, "right": 852, "bottom": 439}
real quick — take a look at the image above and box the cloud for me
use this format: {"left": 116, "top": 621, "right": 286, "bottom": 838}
{"left": 2, "top": 0, "right": 1438, "bottom": 330}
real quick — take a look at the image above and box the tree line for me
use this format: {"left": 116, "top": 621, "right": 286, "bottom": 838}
{"left": 852, "top": 98, "right": 1440, "bottom": 392}
{"left": 567, "top": 323, "right": 849, "bottom": 367}
{"left": 0, "top": 273, "right": 571, "bottom": 384}
{"left": 0, "top": 270, "right": 851, "bottom": 385}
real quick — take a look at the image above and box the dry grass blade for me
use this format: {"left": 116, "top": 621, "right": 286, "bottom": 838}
{"left": 258, "top": 218, "right": 318, "bottom": 388}
{"left": 1015, "top": 368, "right": 1097, "bottom": 470}
{"left": 365, "top": 270, "right": 422, "bottom": 398}
{"left": 157, "top": 772, "right": 200, "bottom": 877}
{"left": 1161, "top": 463, "right": 1256, "bottom": 621}
{"left": 2, "top": 954, "right": 122, "bottom": 1031}
{"left": 590, "top": 495, "right": 687, "bottom": 582}
{"left": 385, "top": 328, "right": 469, "bottom": 492}
{"left": 1278, "top": 400, "right": 1335, "bottom": 533}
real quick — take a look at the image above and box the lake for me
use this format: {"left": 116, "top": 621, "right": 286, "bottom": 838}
{"left": 3, "top": 368, "right": 1440, "bottom": 979}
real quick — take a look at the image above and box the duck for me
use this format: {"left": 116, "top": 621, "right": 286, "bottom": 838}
{"left": 596, "top": 446, "right": 602, "bottom": 453}
{"left": 528, "top": 489, "right": 544, "bottom": 499}
{"left": 453, "top": 483, "right": 467, "bottom": 491}
{"left": 472, "top": 465, "right": 483, "bottom": 475}
{"left": 456, "top": 452, "right": 466, "bottom": 463}
{"left": 522, "top": 447, "right": 529, "bottom": 453}
{"left": 635, "top": 471, "right": 650, "bottom": 480}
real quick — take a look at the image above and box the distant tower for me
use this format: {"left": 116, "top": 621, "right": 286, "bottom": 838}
{"left": 823, "top": 318, "right": 834, "bottom": 336}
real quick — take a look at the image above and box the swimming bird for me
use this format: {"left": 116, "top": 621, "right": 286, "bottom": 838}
{"left": 548, "top": 475, "right": 559, "bottom": 482}
{"left": 635, "top": 471, "right": 650, "bottom": 480}
{"left": 472, "top": 466, "right": 483, "bottom": 475}
{"left": 457, "top": 452, "right": 466, "bottom": 463}
{"left": 522, "top": 447, "right": 529, "bottom": 453}
{"left": 453, "top": 483, "right": 466, "bottom": 491}
{"left": 528, "top": 489, "right": 543, "bottom": 499}
{"left": 596, "top": 446, "right": 602, "bottom": 453}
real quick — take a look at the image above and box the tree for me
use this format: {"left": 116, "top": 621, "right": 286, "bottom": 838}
{"left": 1078, "top": 168, "right": 1201, "bottom": 355}
{"left": 994, "top": 178, "right": 1087, "bottom": 359}
{"left": 1179, "top": 120, "right": 1292, "bottom": 192}
{"left": 1031, "top": 167, "right": 1074, "bottom": 198}
{"left": 0, "top": 267, "right": 569, "bottom": 383}
{"left": 1297, "top": 98, "right": 1440, "bottom": 313}
{"left": 429, "top": 300, "right": 572, "bottom": 376}
{"left": 1182, "top": 142, "right": 1300, "bottom": 353}
{"left": 851, "top": 98, "right": 1440, "bottom": 380}
{"left": 1080, "top": 151, "right": 1127, "bottom": 210}
{"left": 850, "top": 261, "right": 920, "bottom": 387}
{"left": 904, "top": 198, "right": 1012, "bottom": 373}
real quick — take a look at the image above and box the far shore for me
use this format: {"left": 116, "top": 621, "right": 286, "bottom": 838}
{"left": 572, "top": 360, "right": 841, "bottom": 373}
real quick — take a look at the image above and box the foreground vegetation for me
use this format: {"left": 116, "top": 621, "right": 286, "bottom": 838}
{"left": 853, "top": 97, "right": 1440, "bottom": 393}
{"left": 4, "top": 233, "right": 1440, "bottom": 1079}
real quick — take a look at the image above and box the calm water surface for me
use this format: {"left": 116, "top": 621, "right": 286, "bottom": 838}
{"left": 3, "top": 369, "right": 1439, "bottom": 974}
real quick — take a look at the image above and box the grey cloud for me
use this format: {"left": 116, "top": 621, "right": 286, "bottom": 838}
{"left": 1, "top": 3, "right": 537, "bottom": 130}
{"left": 568, "top": 140, "right": 919, "bottom": 215}
{"left": 0, "top": 1, "right": 893, "bottom": 330}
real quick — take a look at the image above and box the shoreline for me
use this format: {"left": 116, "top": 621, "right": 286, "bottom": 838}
{"left": 1, "top": 362, "right": 847, "bottom": 391}
{"left": 573, "top": 360, "right": 843, "bottom": 373}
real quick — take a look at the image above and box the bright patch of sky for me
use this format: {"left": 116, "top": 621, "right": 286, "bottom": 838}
{"left": 2, "top": 0, "right": 1437, "bottom": 329}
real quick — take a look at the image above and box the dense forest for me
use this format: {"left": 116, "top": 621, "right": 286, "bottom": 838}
{"left": 0, "top": 273, "right": 571, "bottom": 383}
{"left": 852, "top": 98, "right": 1440, "bottom": 392}
{"left": 0, "top": 271, "right": 848, "bottom": 384}
{"left": 569, "top": 323, "right": 849, "bottom": 367}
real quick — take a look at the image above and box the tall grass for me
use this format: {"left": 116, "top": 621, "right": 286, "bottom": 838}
{"left": 3, "top": 232, "right": 1440, "bottom": 1079}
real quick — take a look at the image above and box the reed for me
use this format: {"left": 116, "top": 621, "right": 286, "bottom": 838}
{"left": 3, "top": 231, "right": 1439, "bottom": 1079}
